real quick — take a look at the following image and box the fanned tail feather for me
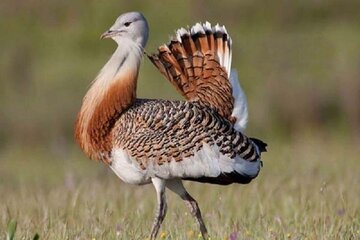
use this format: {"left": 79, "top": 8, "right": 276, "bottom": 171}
{"left": 148, "top": 22, "right": 238, "bottom": 123}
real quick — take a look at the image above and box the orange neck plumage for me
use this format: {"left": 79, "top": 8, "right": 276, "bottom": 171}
{"left": 75, "top": 43, "right": 142, "bottom": 163}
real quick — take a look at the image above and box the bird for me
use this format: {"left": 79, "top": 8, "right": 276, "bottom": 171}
{"left": 75, "top": 11, "right": 267, "bottom": 240}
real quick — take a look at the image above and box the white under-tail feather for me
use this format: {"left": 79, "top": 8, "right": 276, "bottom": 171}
{"left": 207, "top": 24, "right": 247, "bottom": 132}
{"left": 230, "top": 69, "right": 248, "bottom": 132}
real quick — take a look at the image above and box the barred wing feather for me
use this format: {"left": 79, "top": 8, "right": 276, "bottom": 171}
{"left": 148, "top": 22, "right": 248, "bottom": 132}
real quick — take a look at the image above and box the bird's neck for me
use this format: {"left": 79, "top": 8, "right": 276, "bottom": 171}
{"left": 75, "top": 41, "right": 143, "bottom": 162}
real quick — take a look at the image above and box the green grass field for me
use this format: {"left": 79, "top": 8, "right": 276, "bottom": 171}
{"left": 1, "top": 136, "right": 359, "bottom": 239}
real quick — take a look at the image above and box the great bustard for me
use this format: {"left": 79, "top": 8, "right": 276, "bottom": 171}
{"left": 75, "top": 12, "right": 267, "bottom": 239}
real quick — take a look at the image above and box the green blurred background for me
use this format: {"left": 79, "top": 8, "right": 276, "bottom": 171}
{"left": 1, "top": 0, "right": 359, "bottom": 149}
{"left": 1, "top": 0, "right": 359, "bottom": 238}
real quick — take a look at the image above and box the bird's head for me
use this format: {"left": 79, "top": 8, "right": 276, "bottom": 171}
{"left": 100, "top": 12, "right": 149, "bottom": 48}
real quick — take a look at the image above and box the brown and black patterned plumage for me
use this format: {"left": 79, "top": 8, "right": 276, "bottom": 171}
{"left": 113, "top": 99, "right": 258, "bottom": 165}
{"left": 75, "top": 12, "right": 267, "bottom": 240}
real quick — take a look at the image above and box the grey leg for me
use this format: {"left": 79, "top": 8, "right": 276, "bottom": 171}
{"left": 150, "top": 177, "right": 167, "bottom": 240}
{"left": 166, "top": 179, "right": 209, "bottom": 240}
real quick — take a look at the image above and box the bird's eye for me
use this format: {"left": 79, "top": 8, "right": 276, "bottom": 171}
{"left": 124, "top": 22, "right": 131, "bottom": 27}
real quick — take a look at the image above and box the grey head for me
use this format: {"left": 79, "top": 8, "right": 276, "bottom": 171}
{"left": 100, "top": 12, "right": 149, "bottom": 48}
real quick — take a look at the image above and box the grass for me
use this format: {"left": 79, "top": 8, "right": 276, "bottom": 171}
{"left": 1, "top": 136, "right": 359, "bottom": 239}
{"left": 1, "top": 0, "right": 360, "bottom": 146}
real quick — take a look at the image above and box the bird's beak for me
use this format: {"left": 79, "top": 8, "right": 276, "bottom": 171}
{"left": 100, "top": 30, "right": 115, "bottom": 39}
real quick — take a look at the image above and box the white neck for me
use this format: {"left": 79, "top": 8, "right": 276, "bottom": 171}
{"left": 75, "top": 39, "right": 143, "bottom": 162}
{"left": 97, "top": 40, "right": 143, "bottom": 86}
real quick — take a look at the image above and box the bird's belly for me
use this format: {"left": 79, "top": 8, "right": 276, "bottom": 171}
{"left": 142, "top": 143, "right": 261, "bottom": 180}
{"left": 110, "top": 143, "right": 261, "bottom": 183}
{"left": 110, "top": 148, "right": 151, "bottom": 185}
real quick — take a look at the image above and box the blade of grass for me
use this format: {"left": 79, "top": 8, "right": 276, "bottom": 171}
{"left": 6, "top": 220, "right": 17, "bottom": 240}
{"left": 32, "top": 233, "right": 40, "bottom": 240}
